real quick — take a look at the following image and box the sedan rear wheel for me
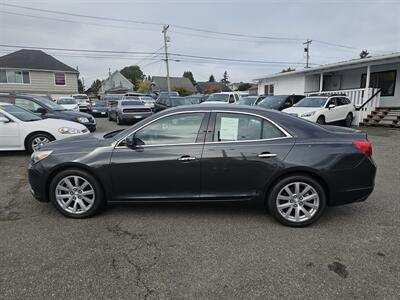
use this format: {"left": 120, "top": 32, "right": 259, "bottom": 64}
{"left": 50, "top": 169, "right": 104, "bottom": 218}
{"left": 267, "top": 175, "right": 326, "bottom": 227}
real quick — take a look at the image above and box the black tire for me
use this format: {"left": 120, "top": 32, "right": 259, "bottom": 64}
{"left": 108, "top": 113, "right": 112, "bottom": 121}
{"left": 49, "top": 168, "right": 105, "bottom": 218}
{"left": 344, "top": 113, "right": 353, "bottom": 127}
{"left": 26, "top": 132, "right": 55, "bottom": 153}
{"left": 267, "top": 175, "right": 327, "bottom": 227}
{"left": 116, "top": 114, "right": 123, "bottom": 125}
{"left": 316, "top": 116, "right": 325, "bottom": 125}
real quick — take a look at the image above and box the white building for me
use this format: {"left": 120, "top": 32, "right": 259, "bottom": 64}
{"left": 100, "top": 70, "right": 134, "bottom": 94}
{"left": 254, "top": 53, "right": 400, "bottom": 125}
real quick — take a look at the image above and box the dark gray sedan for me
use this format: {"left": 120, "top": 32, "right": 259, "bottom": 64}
{"left": 28, "top": 104, "right": 376, "bottom": 227}
{"left": 108, "top": 99, "right": 152, "bottom": 124}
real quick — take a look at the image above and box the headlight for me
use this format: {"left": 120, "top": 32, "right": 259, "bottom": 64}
{"left": 76, "top": 117, "right": 89, "bottom": 123}
{"left": 58, "top": 127, "right": 81, "bottom": 134}
{"left": 301, "top": 111, "right": 316, "bottom": 117}
{"left": 31, "top": 150, "right": 53, "bottom": 164}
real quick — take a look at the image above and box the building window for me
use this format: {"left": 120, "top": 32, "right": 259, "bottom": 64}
{"left": 361, "top": 70, "right": 396, "bottom": 97}
{"left": 264, "top": 84, "right": 274, "bottom": 96}
{"left": 54, "top": 73, "right": 66, "bottom": 85}
{"left": 0, "top": 70, "right": 30, "bottom": 84}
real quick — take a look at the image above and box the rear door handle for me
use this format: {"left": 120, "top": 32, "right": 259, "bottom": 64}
{"left": 178, "top": 155, "right": 196, "bottom": 161}
{"left": 258, "top": 152, "right": 277, "bottom": 158}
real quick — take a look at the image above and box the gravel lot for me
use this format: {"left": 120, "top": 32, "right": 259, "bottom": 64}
{"left": 1, "top": 118, "right": 399, "bottom": 299}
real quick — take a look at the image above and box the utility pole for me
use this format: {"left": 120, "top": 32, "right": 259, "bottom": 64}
{"left": 162, "top": 24, "right": 171, "bottom": 93}
{"left": 303, "top": 39, "right": 312, "bottom": 68}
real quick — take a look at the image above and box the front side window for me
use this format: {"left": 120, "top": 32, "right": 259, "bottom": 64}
{"left": 135, "top": 113, "right": 205, "bottom": 145}
{"left": 0, "top": 70, "right": 30, "bottom": 84}
{"left": 213, "top": 113, "right": 285, "bottom": 142}
{"left": 15, "top": 98, "right": 43, "bottom": 113}
{"left": 54, "top": 73, "right": 66, "bottom": 85}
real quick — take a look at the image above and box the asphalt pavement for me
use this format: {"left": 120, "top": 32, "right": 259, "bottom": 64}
{"left": 0, "top": 118, "right": 399, "bottom": 299}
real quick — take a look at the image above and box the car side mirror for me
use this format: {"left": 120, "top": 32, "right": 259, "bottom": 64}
{"left": 328, "top": 104, "right": 336, "bottom": 109}
{"left": 0, "top": 116, "right": 10, "bottom": 123}
{"left": 283, "top": 101, "right": 291, "bottom": 108}
{"left": 37, "top": 107, "right": 47, "bottom": 115}
{"left": 125, "top": 134, "right": 144, "bottom": 149}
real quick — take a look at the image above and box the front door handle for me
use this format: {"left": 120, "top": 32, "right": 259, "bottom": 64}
{"left": 178, "top": 155, "right": 196, "bottom": 161}
{"left": 258, "top": 152, "right": 277, "bottom": 158}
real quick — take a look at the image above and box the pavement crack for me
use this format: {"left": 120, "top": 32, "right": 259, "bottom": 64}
{"left": 328, "top": 261, "right": 349, "bottom": 278}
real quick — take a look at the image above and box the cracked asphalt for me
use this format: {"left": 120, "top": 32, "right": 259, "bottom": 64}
{"left": 1, "top": 119, "right": 399, "bottom": 299}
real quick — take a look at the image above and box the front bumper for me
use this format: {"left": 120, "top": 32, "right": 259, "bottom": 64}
{"left": 28, "top": 162, "right": 50, "bottom": 202}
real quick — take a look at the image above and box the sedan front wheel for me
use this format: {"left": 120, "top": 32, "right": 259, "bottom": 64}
{"left": 267, "top": 175, "right": 326, "bottom": 227}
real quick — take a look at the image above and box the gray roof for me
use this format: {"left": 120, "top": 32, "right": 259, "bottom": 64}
{"left": 0, "top": 49, "right": 79, "bottom": 73}
{"left": 152, "top": 76, "right": 195, "bottom": 91}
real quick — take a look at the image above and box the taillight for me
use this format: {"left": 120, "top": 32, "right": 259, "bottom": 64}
{"left": 352, "top": 141, "right": 372, "bottom": 157}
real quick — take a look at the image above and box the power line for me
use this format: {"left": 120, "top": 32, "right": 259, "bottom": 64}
{"left": 0, "top": 44, "right": 313, "bottom": 65}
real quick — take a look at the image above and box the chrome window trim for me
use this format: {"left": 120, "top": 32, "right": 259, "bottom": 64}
{"left": 114, "top": 109, "right": 292, "bottom": 149}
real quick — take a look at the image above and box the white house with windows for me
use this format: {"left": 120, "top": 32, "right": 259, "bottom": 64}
{"left": 0, "top": 49, "right": 79, "bottom": 99}
{"left": 99, "top": 70, "right": 134, "bottom": 94}
{"left": 254, "top": 53, "right": 400, "bottom": 125}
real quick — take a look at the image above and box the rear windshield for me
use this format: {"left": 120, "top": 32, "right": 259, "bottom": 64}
{"left": 57, "top": 98, "right": 77, "bottom": 104}
{"left": 93, "top": 101, "right": 107, "bottom": 107}
{"left": 122, "top": 100, "right": 142, "bottom": 106}
{"left": 73, "top": 95, "right": 89, "bottom": 100}
{"left": 205, "top": 94, "right": 229, "bottom": 102}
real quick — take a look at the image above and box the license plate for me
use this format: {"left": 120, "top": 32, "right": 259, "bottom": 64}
{"left": 134, "top": 116, "right": 142, "bottom": 119}
{"left": 101, "top": 112, "right": 106, "bottom": 115}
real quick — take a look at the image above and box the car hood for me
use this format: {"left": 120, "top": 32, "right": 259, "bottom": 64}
{"left": 54, "top": 110, "right": 93, "bottom": 119}
{"left": 34, "top": 118, "right": 87, "bottom": 130}
{"left": 282, "top": 107, "right": 320, "bottom": 115}
{"left": 39, "top": 133, "right": 105, "bottom": 153}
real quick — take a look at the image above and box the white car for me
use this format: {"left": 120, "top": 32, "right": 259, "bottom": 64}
{"left": 72, "top": 94, "right": 91, "bottom": 112}
{"left": 0, "top": 103, "right": 90, "bottom": 153}
{"left": 138, "top": 96, "right": 156, "bottom": 109}
{"left": 202, "top": 92, "right": 240, "bottom": 104}
{"left": 282, "top": 95, "right": 355, "bottom": 127}
{"left": 56, "top": 97, "right": 80, "bottom": 111}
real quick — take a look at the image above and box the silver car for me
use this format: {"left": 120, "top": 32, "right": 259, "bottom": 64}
{"left": 108, "top": 98, "right": 152, "bottom": 125}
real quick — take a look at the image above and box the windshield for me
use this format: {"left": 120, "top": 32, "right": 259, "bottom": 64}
{"left": 57, "top": 98, "right": 77, "bottom": 104}
{"left": 93, "top": 101, "right": 107, "bottom": 107}
{"left": 238, "top": 96, "right": 257, "bottom": 105}
{"left": 73, "top": 95, "right": 89, "bottom": 100}
{"left": 101, "top": 95, "right": 123, "bottom": 101}
{"left": 122, "top": 100, "right": 142, "bottom": 106}
{"left": 294, "top": 97, "right": 327, "bottom": 107}
{"left": 185, "top": 97, "right": 201, "bottom": 104}
{"left": 258, "top": 96, "right": 287, "bottom": 108}
{"left": 124, "top": 96, "right": 139, "bottom": 100}
{"left": 140, "top": 97, "right": 154, "bottom": 102}
{"left": 205, "top": 94, "right": 229, "bottom": 102}
{"left": 159, "top": 92, "right": 179, "bottom": 97}
{"left": 0, "top": 104, "right": 41, "bottom": 121}
{"left": 34, "top": 96, "right": 65, "bottom": 111}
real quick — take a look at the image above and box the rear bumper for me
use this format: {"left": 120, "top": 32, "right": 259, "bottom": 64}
{"left": 326, "top": 157, "right": 376, "bottom": 206}
{"left": 120, "top": 112, "right": 152, "bottom": 121}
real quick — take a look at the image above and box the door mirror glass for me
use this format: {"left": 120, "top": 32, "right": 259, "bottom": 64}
{"left": 36, "top": 107, "right": 47, "bottom": 114}
{"left": 125, "top": 134, "right": 144, "bottom": 149}
{"left": 328, "top": 104, "right": 336, "bottom": 109}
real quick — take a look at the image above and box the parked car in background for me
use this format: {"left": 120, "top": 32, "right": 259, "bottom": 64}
{"left": 185, "top": 95, "right": 204, "bottom": 104}
{"left": 72, "top": 94, "right": 91, "bottom": 112}
{"left": 0, "top": 93, "right": 96, "bottom": 132}
{"left": 257, "top": 95, "right": 305, "bottom": 111}
{"left": 154, "top": 96, "right": 195, "bottom": 112}
{"left": 138, "top": 96, "right": 156, "bottom": 110}
{"left": 90, "top": 101, "right": 108, "bottom": 117}
{"left": 56, "top": 97, "right": 80, "bottom": 111}
{"left": 29, "top": 104, "right": 376, "bottom": 227}
{"left": 203, "top": 92, "right": 239, "bottom": 104}
{"left": 237, "top": 96, "right": 259, "bottom": 106}
{"left": 0, "top": 103, "right": 89, "bottom": 153}
{"left": 108, "top": 99, "right": 152, "bottom": 124}
{"left": 282, "top": 95, "right": 355, "bottom": 126}
{"left": 158, "top": 91, "right": 179, "bottom": 98}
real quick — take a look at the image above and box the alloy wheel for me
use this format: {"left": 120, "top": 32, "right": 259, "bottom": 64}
{"left": 32, "top": 136, "right": 50, "bottom": 150}
{"left": 55, "top": 176, "right": 95, "bottom": 214}
{"left": 276, "top": 182, "right": 320, "bottom": 223}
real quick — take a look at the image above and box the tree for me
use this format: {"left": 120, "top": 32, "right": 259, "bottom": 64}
{"left": 173, "top": 87, "right": 192, "bottom": 96}
{"left": 183, "top": 71, "right": 196, "bottom": 85}
{"left": 237, "top": 83, "right": 252, "bottom": 91}
{"left": 281, "top": 67, "right": 296, "bottom": 73}
{"left": 137, "top": 79, "right": 152, "bottom": 93}
{"left": 209, "top": 75, "right": 215, "bottom": 82}
{"left": 120, "top": 65, "right": 145, "bottom": 89}
{"left": 220, "top": 71, "right": 230, "bottom": 84}
{"left": 88, "top": 79, "right": 102, "bottom": 95}
{"left": 203, "top": 83, "right": 223, "bottom": 94}
{"left": 360, "top": 50, "right": 370, "bottom": 59}
{"left": 78, "top": 78, "right": 85, "bottom": 93}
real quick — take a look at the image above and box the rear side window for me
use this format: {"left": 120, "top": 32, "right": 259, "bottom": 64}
{"left": 213, "top": 113, "right": 285, "bottom": 142}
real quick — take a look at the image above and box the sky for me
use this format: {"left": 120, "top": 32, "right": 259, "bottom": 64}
{"left": 0, "top": 0, "right": 399, "bottom": 88}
